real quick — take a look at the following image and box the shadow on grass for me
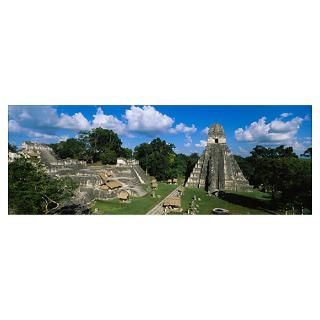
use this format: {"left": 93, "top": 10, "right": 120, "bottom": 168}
{"left": 220, "top": 192, "right": 278, "bottom": 213}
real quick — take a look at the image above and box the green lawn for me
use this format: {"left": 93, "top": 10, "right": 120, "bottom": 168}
{"left": 230, "top": 190, "right": 272, "bottom": 201}
{"left": 93, "top": 183, "right": 277, "bottom": 215}
{"left": 93, "top": 182, "right": 177, "bottom": 214}
{"left": 181, "top": 187, "right": 275, "bottom": 215}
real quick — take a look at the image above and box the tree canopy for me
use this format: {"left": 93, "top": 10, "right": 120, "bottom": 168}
{"left": 51, "top": 138, "right": 86, "bottom": 160}
{"left": 51, "top": 127, "right": 132, "bottom": 164}
{"left": 235, "top": 145, "right": 311, "bottom": 210}
{"left": 301, "top": 147, "right": 312, "bottom": 158}
{"left": 134, "top": 138, "right": 176, "bottom": 181}
{"left": 101, "top": 148, "right": 117, "bottom": 165}
{"left": 119, "top": 147, "right": 133, "bottom": 159}
{"left": 133, "top": 139, "right": 199, "bottom": 181}
{"left": 8, "top": 143, "right": 17, "bottom": 153}
{"left": 82, "top": 128, "right": 122, "bottom": 162}
{"left": 9, "top": 159, "right": 77, "bottom": 214}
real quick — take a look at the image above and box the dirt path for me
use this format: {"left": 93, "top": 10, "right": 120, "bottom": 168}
{"left": 146, "top": 185, "right": 182, "bottom": 215}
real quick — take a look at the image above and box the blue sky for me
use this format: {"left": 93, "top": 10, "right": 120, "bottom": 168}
{"left": 8, "top": 105, "right": 312, "bottom": 156}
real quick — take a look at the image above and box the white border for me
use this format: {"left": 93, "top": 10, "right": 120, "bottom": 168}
{"left": 1, "top": 1, "right": 319, "bottom": 320}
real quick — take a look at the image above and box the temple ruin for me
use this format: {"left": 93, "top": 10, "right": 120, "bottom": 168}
{"left": 17, "top": 142, "right": 149, "bottom": 207}
{"left": 185, "top": 123, "right": 252, "bottom": 192}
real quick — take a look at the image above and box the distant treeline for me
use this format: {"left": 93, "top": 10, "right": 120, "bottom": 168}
{"left": 234, "top": 145, "right": 311, "bottom": 210}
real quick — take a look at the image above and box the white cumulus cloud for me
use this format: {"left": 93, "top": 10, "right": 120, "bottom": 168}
{"left": 169, "top": 123, "right": 197, "bottom": 134}
{"left": 184, "top": 134, "right": 193, "bottom": 147}
{"left": 234, "top": 115, "right": 309, "bottom": 154}
{"left": 280, "top": 112, "right": 293, "bottom": 118}
{"left": 125, "top": 106, "right": 174, "bottom": 135}
{"left": 57, "top": 112, "right": 91, "bottom": 131}
{"left": 235, "top": 116, "right": 304, "bottom": 143}
{"left": 8, "top": 117, "right": 68, "bottom": 143}
{"left": 92, "top": 107, "right": 127, "bottom": 135}
{"left": 8, "top": 120, "right": 23, "bottom": 133}
{"left": 9, "top": 106, "right": 91, "bottom": 144}
{"left": 201, "top": 127, "right": 209, "bottom": 135}
{"left": 9, "top": 105, "right": 201, "bottom": 144}
{"left": 9, "top": 106, "right": 91, "bottom": 132}
{"left": 169, "top": 123, "right": 197, "bottom": 148}
{"left": 270, "top": 116, "right": 303, "bottom": 133}
{"left": 28, "top": 131, "right": 69, "bottom": 142}
{"left": 9, "top": 106, "right": 59, "bottom": 130}
{"left": 195, "top": 140, "right": 207, "bottom": 148}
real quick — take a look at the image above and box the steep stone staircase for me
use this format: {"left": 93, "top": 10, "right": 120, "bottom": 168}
{"left": 132, "top": 164, "right": 150, "bottom": 184}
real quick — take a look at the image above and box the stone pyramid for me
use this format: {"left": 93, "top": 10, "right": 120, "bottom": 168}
{"left": 185, "top": 123, "right": 252, "bottom": 193}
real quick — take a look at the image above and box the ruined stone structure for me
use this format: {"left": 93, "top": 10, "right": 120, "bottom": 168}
{"left": 22, "top": 142, "right": 86, "bottom": 166}
{"left": 116, "top": 158, "right": 139, "bottom": 166}
{"left": 22, "top": 142, "right": 52, "bottom": 151}
{"left": 185, "top": 123, "right": 252, "bottom": 192}
{"left": 18, "top": 142, "right": 150, "bottom": 207}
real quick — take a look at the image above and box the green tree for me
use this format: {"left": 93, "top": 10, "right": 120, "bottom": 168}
{"left": 51, "top": 128, "right": 124, "bottom": 164}
{"left": 80, "top": 128, "right": 122, "bottom": 162}
{"left": 51, "top": 138, "right": 86, "bottom": 160}
{"left": 133, "top": 142, "right": 151, "bottom": 171}
{"left": 249, "top": 145, "right": 297, "bottom": 160}
{"left": 277, "top": 157, "right": 311, "bottom": 206}
{"left": 168, "top": 153, "right": 198, "bottom": 182}
{"left": 9, "top": 159, "right": 77, "bottom": 214}
{"left": 300, "top": 147, "right": 312, "bottom": 158}
{"left": 234, "top": 155, "right": 254, "bottom": 181}
{"left": 134, "top": 138, "right": 176, "bottom": 180}
{"left": 8, "top": 143, "right": 17, "bottom": 153}
{"left": 172, "top": 153, "right": 189, "bottom": 178}
{"left": 119, "top": 147, "right": 133, "bottom": 159}
{"left": 238, "top": 145, "right": 312, "bottom": 210}
{"left": 185, "top": 153, "right": 199, "bottom": 182}
{"left": 77, "top": 131, "right": 95, "bottom": 163}
{"left": 247, "top": 145, "right": 298, "bottom": 189}
{"left": 101, "top": 148, "right": 117, "bottom": 165}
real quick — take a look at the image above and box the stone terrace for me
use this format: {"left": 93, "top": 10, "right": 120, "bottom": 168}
{"left": 22, "top": 143, "right": 149, "bottom": 206}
